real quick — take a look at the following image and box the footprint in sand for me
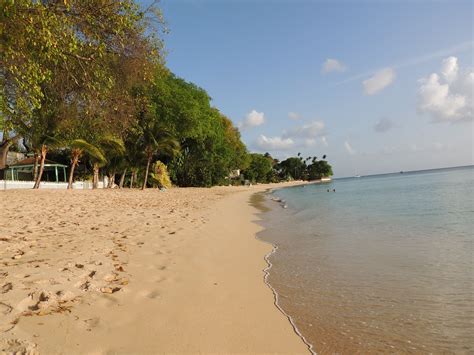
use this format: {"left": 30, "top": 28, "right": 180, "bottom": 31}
{"left": 0, "top": 338, "right": 38, "bottom": 355}
{"left": 146, "top": 290, "right": 160, "bottom": 299}
{"left": 84, "top": 317, "right": 100, "bottom": 328}
{"left": 1, "top": 282, "right": 13, "bottom": 294}
{"left": 0, "top": 302, "right": 12, "bottom": 316}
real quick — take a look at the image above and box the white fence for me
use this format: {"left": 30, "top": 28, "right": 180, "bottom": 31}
{"left": 0, "top": 180, "right": 106, "bottom": 190}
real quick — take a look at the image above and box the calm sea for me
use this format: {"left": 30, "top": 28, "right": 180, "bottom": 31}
{"left": 259, "top": 166, "right": 474, "bottom": 354}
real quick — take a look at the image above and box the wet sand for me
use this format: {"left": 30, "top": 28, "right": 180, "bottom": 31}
{"left": 0, "top": 185, "right": 308, "bottom": 354}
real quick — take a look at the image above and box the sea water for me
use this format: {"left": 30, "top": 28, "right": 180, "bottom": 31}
{"left": 259, "top": 166, "right": 474, "bottom": 354}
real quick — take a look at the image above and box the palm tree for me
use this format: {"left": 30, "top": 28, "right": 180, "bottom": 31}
{"left": 123, "top": 133, "right": 144, "bottom": 189}
{"left": 139, "top": 125, "right": 179, "bottom": 190}
{"left": 90, "top": 136, "right": 125, "bottom": 189}
{"left": 67, "top": 139, "right": 105, "bottom": 189}
{"left": 33, "top": 135, "right": 62, "bottom": 189}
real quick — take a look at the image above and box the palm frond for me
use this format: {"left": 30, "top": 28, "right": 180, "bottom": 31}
{"left": 70, "top": 139, "right": 106, "bottom": 163}
{"left": 41, "top": 135, "right": 64, "bottom": 149}
{"left": 100, "top": 135, "right": 126, "bottom": 157}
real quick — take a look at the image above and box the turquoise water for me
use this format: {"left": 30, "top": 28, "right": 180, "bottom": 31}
{"left": 260, "top": 166, "right": 474, "bottom": 354}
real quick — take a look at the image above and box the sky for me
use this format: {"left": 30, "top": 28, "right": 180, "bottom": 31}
{"left": 142, "top": 0, "right": 473, "bottom": 177}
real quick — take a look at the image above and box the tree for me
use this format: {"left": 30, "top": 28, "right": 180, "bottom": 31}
{"left": 307, "top": 160, "right": 333, "bottom": 180}
{"left": 90, "top": 137, "right": 125, "bottom": 189}
{"left": 277, "top": 157, "right": 306, "bottom": 180}
{"left": 0, "top": 0, "right": 164, "bottom": 169}
{"left": 67, "top": 139, "right": 105, "bottom": 189}
{"left": 243, "top": 154, "right": 273, "bottom": 183}
{"left": 123, "top": 130, "right": 145, "bottom": 188}
{"left": 149, "top": 72, "right": 248, "bottom": 187}
{"left": 33, "top": 135, "right": 62, "bottom": 189}
{"left": 139, "top": 124, "right": 179, "bottom": 190}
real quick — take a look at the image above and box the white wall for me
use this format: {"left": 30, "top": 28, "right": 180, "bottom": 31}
{"left": 0, "top": 180, "right": 106, "bottom": 190}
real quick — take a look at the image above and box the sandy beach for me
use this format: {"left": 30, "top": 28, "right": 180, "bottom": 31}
{"left": 0, "top": 185, "right": 308, "bottom": 354}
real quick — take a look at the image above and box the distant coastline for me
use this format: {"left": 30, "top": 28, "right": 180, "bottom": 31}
{"left": 335, "top": 164, "right": 474, "bottom": 180}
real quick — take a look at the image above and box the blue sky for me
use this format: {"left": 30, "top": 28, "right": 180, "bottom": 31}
{"left": 143, "top": 0, "right": 473, "bottom": 177}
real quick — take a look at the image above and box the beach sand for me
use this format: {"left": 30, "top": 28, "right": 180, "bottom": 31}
{"left": 0, "top": 185, "right": 308, "bottom": 354}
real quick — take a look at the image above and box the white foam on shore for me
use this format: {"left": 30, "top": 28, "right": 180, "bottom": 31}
{"left": 251, "top": 189, "right": 316, "bottom": 354}
{"left": 262, "top": 244, "right": 316, "bottom": 354}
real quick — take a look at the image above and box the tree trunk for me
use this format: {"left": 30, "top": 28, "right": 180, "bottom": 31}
{"left": 119, "top": 168, "right": 127, "bottom": 188}
{"left": 32, "top": 152, "right": 39, "bottom": 182}
{"left": 68, "top": 154, "right": 79, "bottom": 189}
{"left": 141, "top": 157, "right": 152, "bottom": 190}
{"left": 107, "top": 172, "right": 116, "bottom": 188}
{"left": 0, "top": 134, "right": 21, "bottom": 169}
{"left": 0, "top": 141, "right": 13, "bottom": 170}
{"left": 92, "top": 163, "right": 99, "bottom": 189}
{"left": 33, "top": 145, "right": 47, "bottom": 189}
{"left": 129, "top": 170, "right": 134, "bottom": 188}
{"left": 130, "top": 169, "right": 137, "bottom": 189}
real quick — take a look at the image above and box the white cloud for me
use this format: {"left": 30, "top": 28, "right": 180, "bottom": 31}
{"left": 322, "top": 58, "right": 347, "bottom": 74}
{"left": 336, "top": 41, "right": 473, "bottom": 86}
{"left": 304, "top": 139, "right": 317, "bottom": 147}
{"left": 288, "top": 112, "right": 300, "bottom": 120}
{"left": 283, "top": 121, "right": 325, "bottom": 139}
{"left": 417, "top": 56, "right": 473, "bottom": 123}
{"left": 374, "top": 118, "right": 394, "bottom": 133}
{"left": 363, "top": 68, "right": 396, "bottom": 95}
{"left": 441, "top": 56, "right": 459, "bottom": 83}
{"left": 344, "top": 141, "right": 356, "bottom": 155}
{"left": 321, "top": 136, "right": 328, "bottom": 147}
{"left": 255, "top": 135, "right": 294, "bottom": 151}
{"left": 239, "top": 110, "right": 265, "bottom": 129}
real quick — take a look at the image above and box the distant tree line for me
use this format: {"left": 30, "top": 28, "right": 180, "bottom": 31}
{"left": 241, "top": 152, "right": 333, "bottom": 184}
{"left": 0, "top": 0, "right": 332, "bottom": 189}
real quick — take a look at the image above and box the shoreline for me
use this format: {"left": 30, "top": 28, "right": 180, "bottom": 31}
{"left": 252, "top": 190, "right": 316, "bottom": 355}
{"left": 0, "top": 183, "right": 309, "bottom": 354}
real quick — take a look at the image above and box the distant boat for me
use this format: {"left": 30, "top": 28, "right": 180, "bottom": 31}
{"left": 354, "top": 175, "right": 361, "bottom": 178}
{"left": 400, "top": 171, "right": 404, "bottom": 174}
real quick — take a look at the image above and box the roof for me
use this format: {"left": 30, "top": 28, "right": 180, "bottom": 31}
{"left": 8, "top": 157, "right": 67, "bottom": 167}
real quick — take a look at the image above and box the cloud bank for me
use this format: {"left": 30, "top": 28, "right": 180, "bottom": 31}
{"left": 255, "top": 135, "right": 294, "bottom": 150}
{"left": 282, "top": 121, "right": 325, "bottom": 139}
{"left": 417, "top": 56, "right": 473, "bottom": 123}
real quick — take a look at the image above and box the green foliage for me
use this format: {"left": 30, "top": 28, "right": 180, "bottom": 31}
{"left": 94, "top": 136, "right": 126, "bottom": 167}
{"left": 68, "top": 140, "right": 105, "bottom": 163}
{"left": 242, "top": 153, "right": 274, "bottom": 183}
{"left": 0, "top": 0, "right": 164, "bottom": 167}
{"left": 150, "top": 72, "right": 250, "bottom": 187}
{"left": 150, "top": 161, "right": 172, "bottom": 188}
{"left": 307, "top": 160, "right": 333, "bottom": 180}
{"left": 277, "top": 157, "right": 307, "bottom": 180}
